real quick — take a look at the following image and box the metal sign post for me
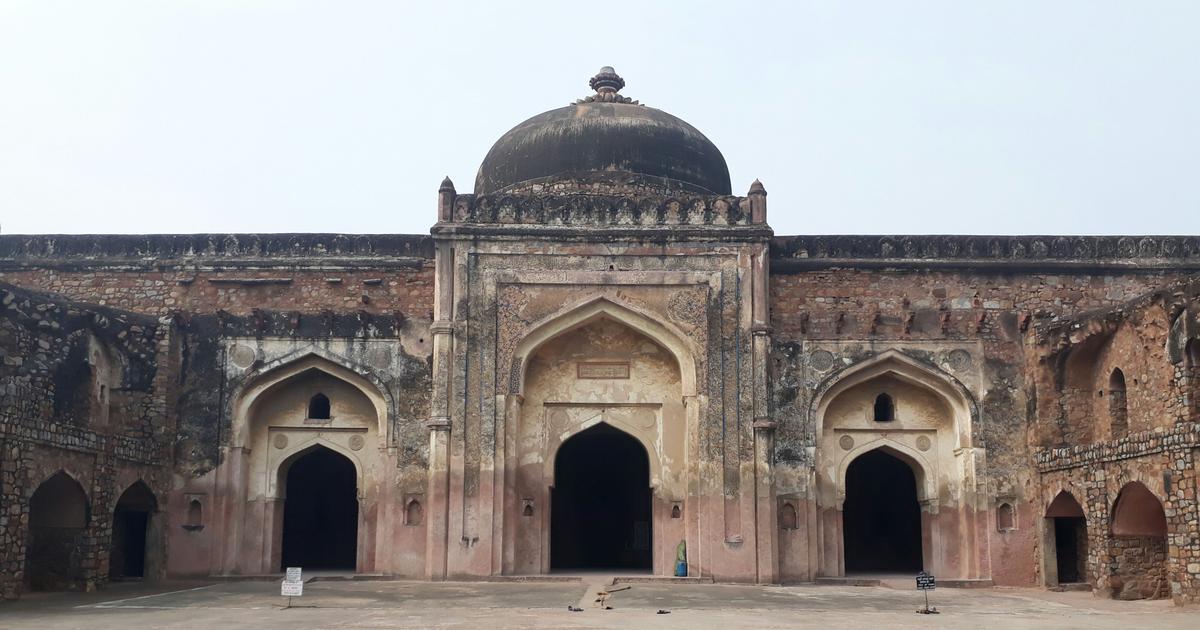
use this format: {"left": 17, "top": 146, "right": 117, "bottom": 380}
{"left": 282, "top": 567, "right": 304, "bottom": 608}
{"left": 915, "top": 571, "right": 938, "bottom": 615}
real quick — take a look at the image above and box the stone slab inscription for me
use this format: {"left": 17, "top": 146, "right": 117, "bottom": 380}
{"left": 577, "top": 361, "right": 630, "bottom": 379}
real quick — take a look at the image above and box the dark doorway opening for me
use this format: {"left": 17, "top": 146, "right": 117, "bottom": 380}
{"left": 110, "top": 482, "right": 156, "bottom": 580}
{"left": 280, "top": 447, "right": 358, "bottom": 570}
{"left": 843, "top": 449, "right": 923, "bottom": 573}
{"left": 1054, "top": 517, "right": 1087, "bottom": 583}
{"left": 551, "top": 423, "right": 651, "bottom": 571}
{"left": 26, "top": 471, "right": 90, "bottom": 591}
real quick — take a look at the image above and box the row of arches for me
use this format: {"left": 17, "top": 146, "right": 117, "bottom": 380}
{"left": 25, "top": 472, "right": 159, "bottom": 590}
{"left": 1045, "top": 482, "right": 1169, "bottom": 599}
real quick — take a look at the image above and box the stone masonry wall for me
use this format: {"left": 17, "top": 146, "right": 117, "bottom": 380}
{"left": 1036, "top": 424, "right": 1200, "bottom": 603}
{"left": 0, "top": 234, "right": 435, "bottom": 317}
{"left": 0, "top": 283, "right": 174, "bottom": 600}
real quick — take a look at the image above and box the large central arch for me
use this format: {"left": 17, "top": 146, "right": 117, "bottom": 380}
{"left": 502, "top": 296, "right": 698, "bottom": 576}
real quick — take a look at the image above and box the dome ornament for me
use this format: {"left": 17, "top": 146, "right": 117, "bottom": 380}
{"left": 576, "top": 66, "right": 640, "bottom": 105}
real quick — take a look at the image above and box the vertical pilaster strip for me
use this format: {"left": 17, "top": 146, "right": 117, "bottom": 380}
{"left": 751, "top": 234, "right": 778, "bottom": 583}
{"left": 427, "top": 188, "right": 457, "bottom": 580}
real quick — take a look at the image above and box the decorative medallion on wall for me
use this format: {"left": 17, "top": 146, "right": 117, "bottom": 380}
{"left": 946, "top": 349, "right": 972, "bottom": 371}
{"left": 230, "top": 344, "right": 256, "bottom": 369}
{"left": 667, "top": 289, "right": 705, "bottom": 329}
{"left": 367, "top": 346, "right": 393, "bottom": 370}
{"left": 810, "top": 350, "right": 836, "bottom": 372}
{"left": 839, "top": 435, "right": 854, "bottom": 451}
{"left": 916, "top": 435, "right": 932, "bottom": 452}
{"left": 272, "top": 434, "right": 288, "bottom": 449}
{"left": 349, "top": 434, "right": 365, "bottom": 451}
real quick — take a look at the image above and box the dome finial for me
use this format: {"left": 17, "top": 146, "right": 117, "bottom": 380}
{"left": 589, "top": 66, "right": 625, "bottom": 94}
{"left": 576, "top": 66, "right": 639, "bottom": 105}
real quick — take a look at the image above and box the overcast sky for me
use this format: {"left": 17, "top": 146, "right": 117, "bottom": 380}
{"left": 1, "top": 1, "right": 1197, "bottom": 236}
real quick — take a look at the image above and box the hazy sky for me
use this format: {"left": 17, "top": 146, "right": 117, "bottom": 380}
{"left": 1, "top": 1, "right": 1198, "bottom": 236}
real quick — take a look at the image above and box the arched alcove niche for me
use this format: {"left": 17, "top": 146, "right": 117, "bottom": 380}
{"left": 503, "top": 297, "right": 696, "bottom": 577}
{"left": 26, "top": 471, "right": 90, "bottom": 591}
{"left": 220, "top": 353, "right": 386, "bottom": 575}
{"left": 811, "top": 350, "right": 984, "bottom": 580}
{"left": 1107, "top": 482, "right": 1168, "bottom": 600}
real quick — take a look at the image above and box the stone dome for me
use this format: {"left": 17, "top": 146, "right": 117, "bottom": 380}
{"left": 474, "top": 67, "right": 731, "bottom": 196}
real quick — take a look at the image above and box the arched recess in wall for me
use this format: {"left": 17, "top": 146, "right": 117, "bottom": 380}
{"left": 1058, "top": 332, "right": 1115, "bottom": 446}
{"left": 810, "top": 350, "right": 981, "bottom": 579}
{"left": 223, "top": 350, "right": 389, "bottom": 575}
{"left": 1107, "top": 482, "right": 1168, "bottom": 600}
{"left": 231, "top": 350, "right": 391, "bottom": 448}
{"left": 1045, "top": 490, "right": 1088, "bottom": 586}
{"left": 510, "top": 296, "right": 699, "bottom": 398}
{"left": 506, "top": 296, "right": 696, "bottom": 577}
{"left": 110, "top": 481, "right": 159, "bottom": 580}
{"left": 26, "top": 471, "right": 90, "bottom": 591}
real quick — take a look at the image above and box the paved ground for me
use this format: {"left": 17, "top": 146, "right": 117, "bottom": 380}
{"left": 1, "top": 578, "right": 1196, "bottom": 629}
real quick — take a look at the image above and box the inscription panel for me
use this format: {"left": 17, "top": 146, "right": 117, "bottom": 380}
{"left": 577, "top": 361, "right": 630, "bottom": 379}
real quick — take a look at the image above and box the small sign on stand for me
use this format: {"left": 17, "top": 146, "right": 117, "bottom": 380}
{"left": 915, "top": 571, "right": 938, "bottom": 615}
{"left": 282, "top": 567, "right": 303, "bottom": 608}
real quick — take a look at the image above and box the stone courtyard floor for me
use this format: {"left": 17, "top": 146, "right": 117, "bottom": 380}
{"left": 1, "top": 577, "right": 1197, "bottom": 629}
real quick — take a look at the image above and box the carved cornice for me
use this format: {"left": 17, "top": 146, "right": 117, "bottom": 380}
{"left": 0, "top": 233, "right": 434, "bottom": 264}
{"left": 437, "top": 193, "right": 764, "bottom": 229}
{"left": 772, "top": 235, "right": 1200, "bottom": 270}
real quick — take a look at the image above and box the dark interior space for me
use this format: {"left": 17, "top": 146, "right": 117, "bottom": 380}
{"left": 26, "top": 472, "right": 89, "bottom": 591}
{"left": 843, "top": 449, "right": 923, "bottom": 573}
{"left": 1054, "top": 517, "right": 1087, "bottom": 583}
{"left": 281, "top": 447, "right": 358, "bottom": 570}
{"left": 110, "top": 482, "right": 156, "bottom": 579}
{"left": 551, "top": 423, "right": 651, "bottom": 571}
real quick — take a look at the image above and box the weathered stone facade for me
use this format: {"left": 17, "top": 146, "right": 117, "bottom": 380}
{"left": 1, "top": 68, "right": 1197, "bottom": 604}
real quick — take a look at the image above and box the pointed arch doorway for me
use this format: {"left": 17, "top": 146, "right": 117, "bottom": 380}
{"left": 842, "top": 449, "right": 923, "bottom": 573}
{"left": 550, "top": 423, "right": 652, "bottom": 571}
{"left": 280, "top": 446, "right": 359, "bottom": 570}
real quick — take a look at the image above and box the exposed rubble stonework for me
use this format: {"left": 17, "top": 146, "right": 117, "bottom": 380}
{"left": 1, "top": 68, "right": 1198, "bottom": 604}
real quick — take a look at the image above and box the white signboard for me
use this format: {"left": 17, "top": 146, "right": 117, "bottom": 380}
{"left": 285, "top": 567, "right": 303, "bottom": 583}
{"left": 281, "top": 580, "right": 304, "bottom": 597}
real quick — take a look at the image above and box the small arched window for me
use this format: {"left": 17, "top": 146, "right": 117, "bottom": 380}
{"left": 308, "top": 393, "right": 331, "bottom": 420}
{"left": 184, "top": 498, "right": 203, "bottom": 530}
{"left": 1108, "top": 369, "right": 1127, "bottom": 437}
{"left": 405, "top": 499, "right": 423, "bottom": 526}
{"left": 996, "top": 502, "right": 1015, "bottom": 531}
{"left": 873, "top": 393, "right": 895, "bottom": 422}
{"left": 779, "top": 502, "right": 798, "bottom": 530}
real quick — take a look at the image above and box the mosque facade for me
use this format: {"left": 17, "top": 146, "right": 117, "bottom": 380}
{"left": 1, "top": 68, "right": 1198, "bottom": 604}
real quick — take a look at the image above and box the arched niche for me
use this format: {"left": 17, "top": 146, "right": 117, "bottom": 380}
{"left": 231, "top": 352, "right": 390, "bottom": 448}
{"left": 811, "top": 350, "right": 982, "bottom": 580}
{"left": 222, "top": 351, "right": 386, "bottom": 576}
{"left": 1107, "top": 482, "right": 1168, "bottom": 600}
{"left": 1111, "top": 482, "right": 1166, "bottom": 537}
{"left": 511, "top": 296, "right": 699, "bottom": 398}
{"left": 27, "top": 471, "right": 90, "bottom": 591}
{"left": 812, "top": 350, "right": 976, "bottom": 447}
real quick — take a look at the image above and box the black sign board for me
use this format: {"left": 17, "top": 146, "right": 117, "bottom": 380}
{"left": 915, "top": 571, "right": 935, "bottom": 591}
